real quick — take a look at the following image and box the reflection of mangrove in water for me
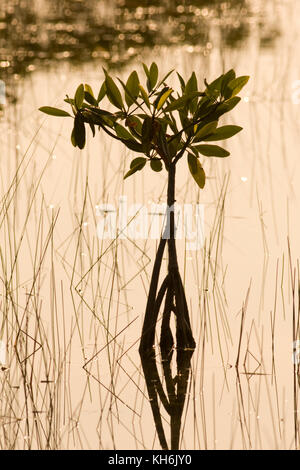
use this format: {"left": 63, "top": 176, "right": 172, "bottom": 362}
{"left": 1, "top": 0, "right": 280, "bottom": 100}
{"left": 141, "top": 347, "right": 194, "bottom": 450}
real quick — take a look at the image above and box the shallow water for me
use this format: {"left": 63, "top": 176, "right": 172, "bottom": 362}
{"left": 0, "top": 0, "right": 300, "bottom": 450}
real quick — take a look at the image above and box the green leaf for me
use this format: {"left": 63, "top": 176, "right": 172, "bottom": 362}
{"left": 203, "top": 125, "right": 243, "bottom": 141}
{"left": 64, "top": 98, "right": 74, "bottom": 105}
{"left": 221, "top": 69, "right": 236, "bottom": 98}
{"left": 122, "top": 139, "right": 145, "bottom": 153}
{"left": 194, "top": 95, "right": 215, "bottom": 120}
{"left": 125, "top": 71, "right": 140, "bottom": 107}
{"left": 130, "top": 157, "right": 146, "bottom": 169}
{"left": 138, "top": 84, "right": 151, "bottom": 109}
{"left": 194, "top": 121, "right": 218, "bottom": 142}
{"left": 227, "top": 76, "right": 250, "bottom": 97}
{"left": 89, "top": 122, "right": 95, "bottom": 137}
{"left": 84, "top": 84, "right": 97, "bottom": 105}
{"left": 188, "top": 145, "right": 199, "bottom": 157}
{"left": 124, "top": 157, "right": 146, "bottom": 179}
{"left": 153, "top": 86, "right": 169, "bottom": 107}
{"left": 177, "top": 72, "right": 186, "bottom": 93}
{"left": 73, "top": 114, "right": 86, "bottom": 149}
{"left": 82, "top": 108, "right": 116, "bottom": 127}
{"left": 215, "top": 96, "right": 241, "bottom": 118}
{"left": 164, "top": 91, "right": 202, "bottom": 113}
{"left": 142, "top": 63, "right": 150, "bottom": 78}
{"left": 118, "top": 78, "right": 143, "bottom": 110}
{"left": 97, "top": 81, "right": 106, "bottom": 103}
{"left": 84, "top": 92, "right": 97, "bottom": 105}
{"left": 114, "top": 123, "right": 135, "bottom": 140}
{"left": 206, "top": 74, "right": 223, "bottom": 97}
{"left": 157, "top": 127, "right": 170, "bottom": 159}
{"left": 188, "top": 153, "right": 205, "bottom": 189}
{"left": 39, "top": 106, "right": 71, "bottom": 117}
{"left": 141, "top": 116, "right": 153, "bottom": 153}
{"left": 185, "top": 72, "right": 198, "bottom": 94}
{"left": 156, "top": 89, "right": 173, "bottom": 111}
{"left": 222, "top": 69, "right": 236, "bottom": 84}
{"left": 193, "top": 144, "right": 230, "bottom": 158}
{"left": 150, "top": 158, "right": 163, "bottom": 172}
{"left": 149, "top": 62, "right": 158, "bottom": 90}
{"left": 178, "top": 108, "right": 190, "bottom": 130}
{"left": 75, "top": 84, "right": 85, "bottom": 109}
{"left": 105, "top": 74, "right": 124, "bottom": 110}
{"left": 125, "top": 115, "right": 142, "bottom": 135}
{"left": 84, "top": 84, "right": 95, "bottom": 98}
{"left": 185, "top": 72, "right": 198, "bottom": 113}
{"left": 142, "top": 63, "right": 150, "bottom": 90}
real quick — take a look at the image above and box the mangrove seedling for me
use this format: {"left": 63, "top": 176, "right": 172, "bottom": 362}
{"left": 39, "top": 64, "right": 249, "bottom": 356}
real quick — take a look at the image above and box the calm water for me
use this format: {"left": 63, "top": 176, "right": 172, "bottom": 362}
{"left": 0, "top": 0, "right": 300, "bottom": 450}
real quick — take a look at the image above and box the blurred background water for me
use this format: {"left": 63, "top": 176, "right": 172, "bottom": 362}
{"left": 0, "top": 0, "right": 281, "bottom": 101}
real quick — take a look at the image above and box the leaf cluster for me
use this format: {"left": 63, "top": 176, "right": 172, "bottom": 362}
{"left": 39, "top": 64, "right": 249, "bottom": 189}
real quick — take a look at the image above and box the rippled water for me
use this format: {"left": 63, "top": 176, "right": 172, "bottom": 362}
{"left": 0, "top": 0, "right": 300, "bottom": 450}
